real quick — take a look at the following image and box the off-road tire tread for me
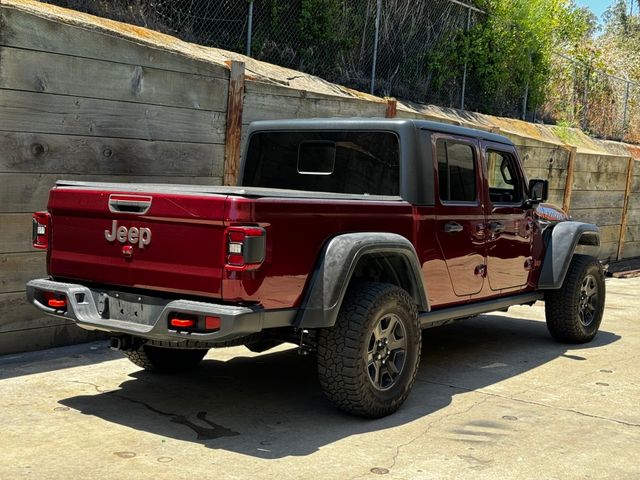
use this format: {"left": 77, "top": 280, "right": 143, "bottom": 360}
{"left": 545, "top": 254, "right": 605, "bottom": 344}
{"left": 124, "top": 345, "right": 208, "bottom": 372}
{"left": 317, "top": 282, "right": 421, "bottom": 418}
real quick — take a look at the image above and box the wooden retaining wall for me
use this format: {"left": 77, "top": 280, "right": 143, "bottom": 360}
{"left": 621, "top": 146, "right": 640, "bottom": 258}
{"left": 0, "top": 3, "right": 228, "bottom": 353}
{"left": 1, "top": 0, "right": 639, "bottom": 354}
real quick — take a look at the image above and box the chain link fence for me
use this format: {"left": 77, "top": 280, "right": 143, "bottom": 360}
{"left": 45, "top": 0, "right": 482, "bottom": 109}
{"left": 541, "top": 53, "right": 640, "bottom": 143}
{"left": 43, "top": 0, "right": 638, "bottom": 143}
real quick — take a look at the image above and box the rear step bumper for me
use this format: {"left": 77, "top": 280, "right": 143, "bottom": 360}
{"left": 26, "top": 278, "right": 295, "bottom": 344}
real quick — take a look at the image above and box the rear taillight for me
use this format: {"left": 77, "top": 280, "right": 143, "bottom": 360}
{"left": 32, "top": 211, "right": 51, "bottom": 250}
{"left": 224, "top": 226, "right": 266, "bottom": 271}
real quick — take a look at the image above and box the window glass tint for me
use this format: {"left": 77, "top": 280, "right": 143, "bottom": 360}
{"left": 487, "top": 151, "right": 521, "bottom": 203}
{"left": 436, "top": 139, "right": 476, "bottom": 202}
{"left": 297, "top": 141, "right": 336, "bottom": 175}
{"left": 243, "top": 131, "right": 400, "bottom": 195}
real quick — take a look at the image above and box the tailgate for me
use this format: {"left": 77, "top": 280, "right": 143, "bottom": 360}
{"left": 47, "top": 185, "right": 228, "bottom": 298}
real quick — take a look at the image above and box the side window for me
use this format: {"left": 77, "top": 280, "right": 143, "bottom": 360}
{"left": 487, "top": 151, "right": 522, "bottom": 204}
{"left": 437, "top": 139, "right": 477, "bottom": 203}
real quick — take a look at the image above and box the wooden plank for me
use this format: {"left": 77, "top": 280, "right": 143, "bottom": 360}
{"left": 0, "top": 6, "right": 228, "bottom": 78}
{"left": 570, "top": 190, "right": 625, "bottom": 209}
{"left": 0, "top": 322, "right": 104, "bottom": 355}
{"left": 627, "top": 192, "right": 640, "bottom": 206}
{"left": 547, "top": 189, "right": 565, "bottom": 205}
{"left": 242, "top": 91, "right": 386, "bottom": 124}
{"left": 0, "top": 131, "right": 224, "bottom": 177}
{"left": 573, "top": 153, "right": 630, "bottom": 173}
{"left": 568, "top": 208, "right": 623, "bottom": 226}
{"left": 624, "top": 224, "right": 640, "bottom": 242}
{"left": 0, "top": 291, "right": 56, "bottom": 332}
{"left": 0, "top": 90, "right": 225, "bottom": 143}
{"left": 621, "top": 241, "right": 640, "bottom": 259}
{"left": 0, "top": 252, "right": 46, "bottom": 294}
{"left": 0, "top": 173, "right": 223, "bottom": 213}
{"left": 385, "top": 98, "right": 397, "bottom": 118}
{"left": 517, "top": 145, "right": 570, "bottom": 170}
{"left": 0, "top": 46, "right": 229, "bottom": 111}
{"left": 571, "top": 171, "right": 628, "bottom": 191}
{"left": 625, "top": 209, "right": 640, "bottom": 226}
{"left": 523, "top": 167, "right": 566, "bottom": 190}
{"left": 0, "top": 213, "right": 32, "bottom": 253}
{"left": 562, "top": 146, "right": 577, "bottom": 212}
{"left": 223, "top": 61, "right": 245, "bottom": 186}
{"left": 617, "top": 157, "right": 635, "bottom": 260}
{"left": 598, "top": 242, "right": 619, "bottom": 261}
{"left": 244, "top": 79, "right": 358, "bottom": 101}
{"left": 599, "top": 224, "right": 624, "bottom": 244}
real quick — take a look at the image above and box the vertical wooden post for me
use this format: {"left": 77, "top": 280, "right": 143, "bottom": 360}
{"left": 562, "top": 146, "right": 577, "bottom": 213}
{"left": 385, "top": 98, "right": 397, "bottom": 118}
{"left": 616, "top": 156, "right": 635, "bottom": 260}
{"left": 223, "top": 60, "right": 246, "bottom": 186}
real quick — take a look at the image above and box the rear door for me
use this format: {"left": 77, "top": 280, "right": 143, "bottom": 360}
{"left": 433, "top": 134, "right": 487, "bottom": 298}
{"left": 48, "top": 186, "right": 229, "bottom": 298}
{"left": 482, "top": 142, "right": 533, "bottom": 291}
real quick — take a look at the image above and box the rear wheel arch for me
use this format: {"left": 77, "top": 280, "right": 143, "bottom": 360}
{"left": 296, "top": 233, "right": 429, "bottom": 329}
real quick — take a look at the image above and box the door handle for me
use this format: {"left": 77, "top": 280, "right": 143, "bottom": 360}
{"left": 489, "top": 221, "right": 505, "bottom": 233}
{"left": 444, "top": 222, "right": 464, "bottom": 233}
{"left": 108, "top": 194, "right": 152, "bottom": 214}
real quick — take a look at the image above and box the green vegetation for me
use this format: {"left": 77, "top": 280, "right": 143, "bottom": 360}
{"left": 428, "top": 0, "right": 595, "bottom": 117}
{"left": 546, "top": 0, "right": 640, "bottom": 142}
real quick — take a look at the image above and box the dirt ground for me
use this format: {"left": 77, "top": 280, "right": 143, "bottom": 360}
{"left": 1, "top": 276, "right": 638, "bottom": 480}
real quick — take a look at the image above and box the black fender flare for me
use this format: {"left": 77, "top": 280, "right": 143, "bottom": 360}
{"left": 538, "top": 221, "right": 600, "bottom": 289}
{"left": 296, "top": 232, "right": 429, "bottom": 329}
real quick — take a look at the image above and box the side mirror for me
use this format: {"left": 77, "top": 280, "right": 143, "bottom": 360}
{"left": 528, "top": 179, "right": 548, "bottom": 204}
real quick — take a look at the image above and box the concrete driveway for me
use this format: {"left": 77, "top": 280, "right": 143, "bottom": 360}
{"left": 1, "top": 277, "right": 638, "bottom": 480}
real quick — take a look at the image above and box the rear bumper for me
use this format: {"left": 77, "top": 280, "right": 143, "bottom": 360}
{"left": 26, "top": 278, "right": 295, "bottom": 344}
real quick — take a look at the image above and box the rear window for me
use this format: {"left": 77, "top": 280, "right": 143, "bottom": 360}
{"left": 242, "top": 131, "right": 400, "bottom": 195}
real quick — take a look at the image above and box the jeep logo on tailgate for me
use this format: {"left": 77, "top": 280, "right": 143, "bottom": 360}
{"left": 105, "top": 220, "right": 152, "bottom": 248}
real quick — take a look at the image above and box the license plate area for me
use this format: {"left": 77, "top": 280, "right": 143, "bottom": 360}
{"left": 95, "top": 290, "right": 167, "bottom": 326}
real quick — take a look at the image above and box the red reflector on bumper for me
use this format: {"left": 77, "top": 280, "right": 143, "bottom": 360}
{"left": 205, "top": 316, "right": 221, "bottom": 330}
{"left": 44, "top": 292, "right": 66, "bottom": 309}
{"left": 170, "top": 318, "right": 195, "bottom": 328}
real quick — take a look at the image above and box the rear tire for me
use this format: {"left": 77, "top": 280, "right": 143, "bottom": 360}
{"left": 545, "top": 254, "right": 605, "bottom": 343}
{"left": 317, "top": 282, "right": 421, "bottom": 418}
{"left": 124, "top": 345, "right": 208, "bottom": 372}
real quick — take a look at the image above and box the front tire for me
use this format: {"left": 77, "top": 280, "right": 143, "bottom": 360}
{"left": 317, "top": 282, "right": 421, "bottom": 418}
{"left": 124, "top": 345, "right": 208, "bottom": 372}
{"left": 545, "top": 254, "right": 605, "bottom": 343}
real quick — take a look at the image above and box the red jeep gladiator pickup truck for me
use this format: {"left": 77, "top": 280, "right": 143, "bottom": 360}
{"left": 27, "top": 118, "right": 605, "bottom": 417}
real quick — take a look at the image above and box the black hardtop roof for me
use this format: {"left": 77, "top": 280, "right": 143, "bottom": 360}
{"left": 247, "top": 117, "right": 514, "bottom": 146}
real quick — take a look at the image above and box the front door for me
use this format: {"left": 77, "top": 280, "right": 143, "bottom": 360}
{"left": 434, "top": 135, "right": 487, "bottom": 298}
{"left": 482, "top": 142, "right": 533, "bottom": 292}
